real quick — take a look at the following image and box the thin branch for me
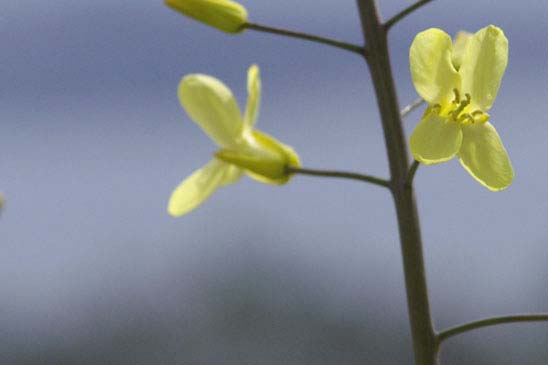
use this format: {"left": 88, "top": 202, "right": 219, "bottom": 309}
{"left": 438, "top": 314, "right": 548, "bottom": 343}
{"left": 384, "top": 0, "right": 434, "bottom": 31}
{"left": 405, "top": 160, "right": 420, "bottom": 187}
{"left": 243, "top": 22, "right": 365, "bottom": 56}
{"left": 401, "top": 97, "right": 425, "bottom": 118}
{"left": 287, "top": 166, "right": 390, "bottom": 188}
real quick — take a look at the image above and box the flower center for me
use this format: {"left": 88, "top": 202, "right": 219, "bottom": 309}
{"left": 444, "top": 89, "right": 489, "bottom": 125}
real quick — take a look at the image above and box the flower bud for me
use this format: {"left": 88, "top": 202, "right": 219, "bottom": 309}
{"left": 165, "top": 0, "right": 248, "bottom": 34}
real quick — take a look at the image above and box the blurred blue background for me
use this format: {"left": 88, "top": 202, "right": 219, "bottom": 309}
{"left": 1, "top": 0, "right": 548, "bottom": 363}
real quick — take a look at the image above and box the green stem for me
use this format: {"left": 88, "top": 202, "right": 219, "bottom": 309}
{"left": 384, "top": 0, "right": 434, "bottom": 31}
{"left": 356, "top": 1, "right": 438, "bottom": 364}
{"left": 406, "top": 160, "right": 421, "bottom": 187}
{"left": 243, "top": 22, "right": 365, "bottom": 55}
{"left": 438, "top": 314, "right": 548, "bottom": 343}
{"left": 287, "top": 166, "right": 390, "bottom": 188}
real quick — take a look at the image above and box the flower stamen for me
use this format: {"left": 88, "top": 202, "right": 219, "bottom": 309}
{"left": 449, "top": 92, "right": 471, "bottom": 121}
{"left": 452, "top": 88, "right": 461, "bottom": 104}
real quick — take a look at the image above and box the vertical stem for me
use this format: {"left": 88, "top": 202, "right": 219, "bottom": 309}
{"left": 355, "top": 1, "right": 439, "bottom": 364}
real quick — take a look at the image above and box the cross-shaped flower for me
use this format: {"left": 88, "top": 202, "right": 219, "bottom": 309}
{"left": 168, "top": 65, "right": 300, "bottom": 216}
{"left": 409, "top": 25, "right": 513, "bottom": 191}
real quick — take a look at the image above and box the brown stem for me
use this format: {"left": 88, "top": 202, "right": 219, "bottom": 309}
{"left": 355, "top": 1, "right": 438, "bottom": 364}
{"left": 244, "top": 23, "right": 365, "bottom": 55}
{"left": 287, "top": 166, "right": 390, "bottom": 188}
{"left": 384, "top": 0, "right": 434, "bottom": 31}
{"left": 438, "top": 314, "right": 548, "bottom": 343}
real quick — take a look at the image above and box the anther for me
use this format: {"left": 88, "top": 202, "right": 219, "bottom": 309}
{"left": 451, "top": 97, "right": 471, "bottom": 120}
{"left": 458, "top": 113, "right": 475, "bottom": 124}
{"left": 452, "top": 88, "right": 460, "bottom": 104}
{"left": 429, "top": 104, "right": 441, "bottom": 115}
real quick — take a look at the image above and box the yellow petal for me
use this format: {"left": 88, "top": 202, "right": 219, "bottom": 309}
{"left": 451, "top": 31, "right": 472, "bottom": 70}
{"left": 410, "top": 109, "right": 463, "bottom": 164}
{"left": 243, "top": 64, "right": 261, "bottom": 132}
{"left": 165, "top": 0, "right": 248, "bottom": 34}
{"left": 410, "top": 28, "right": 461, "bottom": 105}
{"left": 178, "top": 74, "right": 243, "bottom": 148}
{"left": 221, "top": 164, "right": 244, "bottom": 186}
{"left": 215, "top": 130, "right": 300, "bottom": 185}
{"left": 168, "top": 159, "right": 241, "bottom": 216}
{"left": 458, "top": 122, "right": 513, "bottom": 191}
{"left": 459, "top": 25, "right": 508, "bottom": 111}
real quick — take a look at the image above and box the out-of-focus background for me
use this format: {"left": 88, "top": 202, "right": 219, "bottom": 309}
{"left": 1, "top": 0, "right": 547, "bottom": 363}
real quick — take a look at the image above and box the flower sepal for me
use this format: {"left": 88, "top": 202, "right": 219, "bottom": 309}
{"left": 215, "top": 131, "right": 300, "bottom": 185}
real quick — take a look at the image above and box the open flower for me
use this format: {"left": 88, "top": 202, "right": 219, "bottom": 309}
{"left": 164, "top": 0, "right": 247, "bottom": 34}
{"left": 409, "top": 25, "right": 513, "bottom": 191}
{"left": 168, "top": 65, "right": 300, "bottom": 216}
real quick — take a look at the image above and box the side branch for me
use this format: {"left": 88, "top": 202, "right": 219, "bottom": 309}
{"left": 438, "top": 314, "right": 548, "bottom": 343}
{"left": 405, "top": 160, "right": 420, "bottom": 187}
{"left": 384, "top": 0, "right": 434, "bottom": 31}
{"left": 401, "top": 97, "right": 425, "bottom": 118}
{"left": 287, "top": 166, "right": 389, "bottom": 188}
{"left": 244, "top": 22, "right": 365, "bottom": 55}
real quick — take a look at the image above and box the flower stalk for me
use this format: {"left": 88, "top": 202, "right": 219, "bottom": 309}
{"left": 355, "top": 0, "right": 439, "bottom": 363}
{"left": 438, "top": 314, "right": 548, "bottom": 343}
{"left": 286, "top": 166, "right": 389, "bottom": 188}
{"left": 243, "top": 22, "right": 365, "bottom": 55}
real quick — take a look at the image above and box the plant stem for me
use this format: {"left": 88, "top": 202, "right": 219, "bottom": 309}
{"left": 406, "top": 160, "right": 421, "bottom": 187}
{"left": 355, "top": 1, "right": 438, "bottom": 364}
{"left": 438, "top": 314, "right": 548, "bottom": 343}
{"left": 244, "top": 22, "right": 365, "bottom": 55}
{"left": 401, "top": 97, "right": 425, "bottom": 118}
{"left": 384, "top": 0, "right": 434, "bottom": 31}
{"left": 287, "top": 166, "right": 390, "bottom": 188}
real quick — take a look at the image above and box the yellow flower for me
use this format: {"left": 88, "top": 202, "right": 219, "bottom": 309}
{"left": 409, "top": 25, "right": 513, "bottom": 191}
{"left": 164, "top": 0, "right": 247, "bottom": 34}
{"left": 168, "top": 65, "right": 300, "bottom": 216}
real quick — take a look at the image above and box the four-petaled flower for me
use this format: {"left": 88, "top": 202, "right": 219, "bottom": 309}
{"left": 409, "top": 25, "right": 513, "bottom": 191}
{"left": 168, "top": 65, "right": 300, "bottom": 216}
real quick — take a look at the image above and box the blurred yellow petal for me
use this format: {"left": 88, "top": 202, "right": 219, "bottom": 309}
{"left": 410, "top": 109, "right": 463, "bottom": 164}
{"left": 178, "top": 74, "right": 243, "bottom": 148}
{"left": 168, "top": 159, "right": 239, "bottom": 216}
{"left": 458, "top": 122, "right": 513, "bottom": 191}
{"left": 451, "top": 31, "right": 472, "bottom": 70}
{"left": 460, "top": 25, "right": 508, "bottom": 111}
{"left": 243, "top": 64, "right": 261, "bottom": 132}
{"left": 221, "top": 164, "right": 244, "bottom": 186}
{"left": 165, "top": 0, "right": 248, "bottom": 34}
{"left": 410, "top": 28, "right": 461, "bottom": 105}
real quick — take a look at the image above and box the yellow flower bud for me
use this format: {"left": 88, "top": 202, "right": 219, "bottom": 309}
{"left": 165, "top": 0, "right": 248, "bottom": 34}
